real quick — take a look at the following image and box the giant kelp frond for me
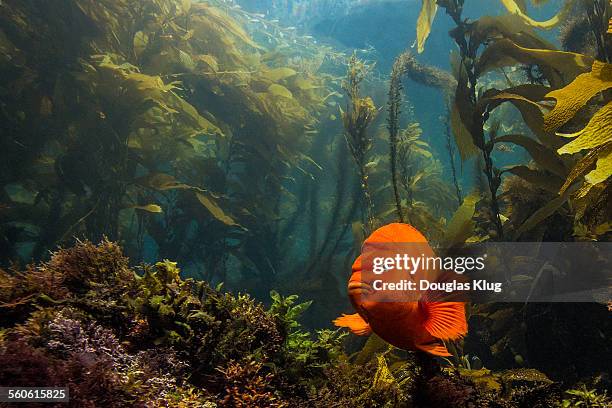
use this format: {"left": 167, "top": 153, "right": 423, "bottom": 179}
{"left": 499, "top": 0, "right": 575, "bottom": 30}
{"left": 540, "top": 59, "right": 612, "bottom": 204}
{"left": 558, "top": 102, "right": 612, "bottom": 155}
{"left": 476, "top": 39, "right": 593, "bottom": 84}
{"left": 416, "top": 0, "right": 574, "bottom": 53}
{"left": 416, "top": 0, "right": 438, "bottom": 53}
{"left": 544, "top": 61, "right": 612, "bottom": 132}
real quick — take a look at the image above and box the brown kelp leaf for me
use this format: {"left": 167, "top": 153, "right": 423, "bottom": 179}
{"left": 178, "top": 49, "right": 196, "bottom": 71}
{"left": 262, "top": 67, "right": 297, "bottom": 82}
{"left": 292, "top": 76, "right": 320, "bottom": 91}
{"left": 180, "top": 0, "right": 191, "bottom": 14}
{"left": 544, "top": 61, "right": 612, "bottom": 132}
{"left": 268, "top": 83, "right": 293, "bottom": 99}
{"left": 487, "top": 90, "right": 544, "bottom": 110}
{"left": 585, "top": 144, "right": 612, "bottom": 186}
{"left": 195, "top": 192, "right": 238, "bottom": 226}
{"left": 559, "top": 142, "right": 612, "bottom": 194}
{"left": 443, "top": 193, "right": 479, "bottom": 248}
{"left": 191, "top": 3, "right": 263, "bottom": 50}
{"left": 515, "top": 186, "right": 576, "bottom": 237}
{"left": 500, "top": 0, "right": 574, "bottom": 30}
{"left": 503, "top": 165, "right": 563, "bottom": 193}
{"left": 120, "top": 71, "right": 179, "bottom": 94}
{"left": 173, "top": 96, "right": 224, "bottom": 137}
{"left": 477, "top": 39, "right": 593, "bottom": 79}
{"left": 496, "top": 134, "right": 567, "bottom": 177}
{"left": 195, "top": 54, "right": 219, "bottom": 72}
{"left": 481, "top": 84, "right": 557, "bottom": 146}
{"left": 133, "top": 31, "right": 148, "bottom": 59}
{"left": 451, "top": 103, "right": 479, "bottom": 161}
{"left": 130, "top": 204, "right": 163, "bottom": 213}
{"left": 557, "top": 101, "right": 612, "bottom": 154}
{"left": 416, "top": 0, "right": 438, "bottom": 54}
{"left": 139, "top": 173, "right": 192, "bottom": 191}
{"left": 470, "top": 14, "right": 541, "bottom": 48}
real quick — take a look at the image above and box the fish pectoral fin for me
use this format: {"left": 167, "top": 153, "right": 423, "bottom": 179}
{"left": 333, "top": 313, "right": 372, "bottom": 336}
{"left": 419, "top": 301, "right": 468, "bottom": 340}
{"left": 415, "top": 339, "right": 451, "bottom": 357}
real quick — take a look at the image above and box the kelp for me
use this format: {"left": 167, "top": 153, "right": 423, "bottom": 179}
{"left": 502, "top": 165, "right": 563, "bottom": 193}
{"left": 391, "top": 123, "right": 457, "bottom": 241}
{"left": 476, "top": 39, "right": 593, "bottom": 83}
{"left": 388, "top": 53, "right": 409, "bottom": 222}
{"left": 0, "top": 0, "right": 337, "bottom": 291}
{"left": 514, "top": 183, "right": 577, "bottom": 236}
{"left": 499, "top": 0, "right": 575, "bottom": 30}
{"left": 416, "top": 0, "right": 574, "bottom": 53}
{"left": 341, "top": 54, "right": 378, "bottom": 234}
{"left": 584, "top": 0, "right": 612, "bottom": 62}
{"left": 414, "top": 0, "right": 611, "bottom": 240}
{"left": 495, "top": 134, "right": 567, "bottom": 177}
{"left": 416, "top": 0, "right": 438, "bottom": 54}
{"left": 545, "top": 60, "right": 612, "bottom": 132}
{"left": 399, "top": 53, "right": 457, "bottom": 94}
{"left": 545, "top": 61, "right": 612, "bottom": 212}
{"left": 450, "top": 103, "right": 480, "bottom": 161}
{"left": 558, "top": 101, "right": 612, "bottom": 154}
{"left": 442, "top": 193, "right": 479, "bottom": 248}
{"left": 584, "top": 143, "right": 612, "bottom": 186}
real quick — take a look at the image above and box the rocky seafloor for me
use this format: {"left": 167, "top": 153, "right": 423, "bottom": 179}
{"left": 0, "top": 240, "right": 609, "bottom": 407}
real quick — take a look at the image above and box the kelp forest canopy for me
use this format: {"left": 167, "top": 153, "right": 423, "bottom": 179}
{"left": 0, "top": 0, "right": 611, "bottom": 314}
{"left": 0, "top": 0, "right": 358, "bottom": 301}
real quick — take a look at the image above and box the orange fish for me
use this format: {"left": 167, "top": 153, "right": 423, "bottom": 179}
{"left": 333, "top": 223, "right": 467, "bottom": 356}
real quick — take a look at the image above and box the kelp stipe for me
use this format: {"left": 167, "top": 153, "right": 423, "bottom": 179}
{"left": 340, "top": 54, "right": 378, "bottom": 235}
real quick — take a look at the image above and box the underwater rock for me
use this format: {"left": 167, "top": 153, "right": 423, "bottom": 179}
{"left": 0, "top": 240, "right": 601, "bottom": 407}
{"left": 421, "top": 367, "right": 560, "bottom": 408}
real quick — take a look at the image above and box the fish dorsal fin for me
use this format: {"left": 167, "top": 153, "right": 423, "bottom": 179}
{"left": 333, "top": 313, "right": 372, "bottom": 336}
{"left": 419, "top": 302, "right": 467, "bottom": 340}
{"left": 365, "top": 223, "right": 429, "bottom": 244}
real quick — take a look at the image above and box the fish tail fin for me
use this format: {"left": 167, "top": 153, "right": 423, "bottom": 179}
{"left": 333, "top": 313, "right": 372, "bottom": 336}
{"left": 419, "top": 301, "right": 467, "bottom": 340}
{"left": 416, "top": 340, "right": 452, "bottom": 356}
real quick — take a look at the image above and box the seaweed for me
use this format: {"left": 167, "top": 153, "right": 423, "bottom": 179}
{"left": 0, "top": 237, "right": 602, "bottom": 407}
{"left": 561, "top": 384, "right": 610, "bottom": 407}
{"left": 340, "top": 54, "right": 378, "bottom": 234}
{"left": 387, "top": 53, "right": 409, "bottom": 223}
{"left": 0, "top": 0, "right": 337, "bottom": 294}
{"left": 413, "top": 0, "right": 612, "bottom": 242}
{"left": 0, "top": 240, "right": 350, "bottom": 406}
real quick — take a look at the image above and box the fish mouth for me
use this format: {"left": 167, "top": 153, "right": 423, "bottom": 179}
{"left": 348, "top": 281, "right": 374, "bottom": 296}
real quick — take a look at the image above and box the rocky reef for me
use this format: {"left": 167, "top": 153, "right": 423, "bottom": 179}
{"left": 1, "top": 240, "right": 608, "bottom": 407}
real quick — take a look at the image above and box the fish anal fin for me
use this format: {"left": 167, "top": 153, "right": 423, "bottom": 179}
{"left": 420, "top": 302, "right": 467, "bottom": 340}
{"left": 416, "top": 340, "right": 451, "bottom": 357}
{"left": 333, "top": 313, "right": 372, "bottom": 336}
